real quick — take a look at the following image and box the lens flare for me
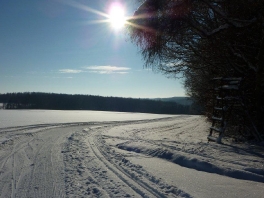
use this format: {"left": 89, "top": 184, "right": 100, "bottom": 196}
{"left": 59, "top": 0, "right": 128, "bottom": 31}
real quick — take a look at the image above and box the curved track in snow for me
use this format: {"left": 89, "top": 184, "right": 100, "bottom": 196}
{"left": 64, "top": 121, "right": 190, "bottom": 198}
{"left": 0, "top": 116, "right": 263, "bottom": 198}
{"left": 0, "top": 119, "right": 191, "bottom": 197}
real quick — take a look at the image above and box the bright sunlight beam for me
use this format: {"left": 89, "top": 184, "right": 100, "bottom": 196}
{"left": 60, "top": 0, "right": 127, "bottom": 31}
{"left": 108, "top": 3, "right": 126, "bottom": 30}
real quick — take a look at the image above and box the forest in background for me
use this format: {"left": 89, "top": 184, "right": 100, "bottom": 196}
{"left": 0, "top": 92, "right": 200, "bottom": 115}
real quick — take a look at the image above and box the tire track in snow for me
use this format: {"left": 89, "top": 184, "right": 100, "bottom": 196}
{"left": 0, "top": 125, "right": 78, "bottom": 197}
{"left": 63, "top": 125, "right": 191, "bottom": 197}
{"left": 94, "top": 129, "right": 191, "bottom": 198}
{"left": 89, "top": 131, "right": 164, "bottom": 197}
{"left": 64, "top": 127, "right": 138, "bottom": 197}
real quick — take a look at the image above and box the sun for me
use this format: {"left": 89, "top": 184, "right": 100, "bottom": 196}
{"left": 108, "top": 3, "right": 126, "bottom": 30}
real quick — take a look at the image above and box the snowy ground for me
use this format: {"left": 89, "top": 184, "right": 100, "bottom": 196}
{"left": 0, "top": 110, "right": 176, "bottom": 128}
{"left": 0, "top": 110, "right": 263, "bottom": 197}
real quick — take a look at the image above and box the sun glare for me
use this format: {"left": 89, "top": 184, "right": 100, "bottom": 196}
{"left": 60, "top": 1, "right": 128, "bottom": 31}
{"left": 108, "top": 3, "right": 126, "bottom": 30}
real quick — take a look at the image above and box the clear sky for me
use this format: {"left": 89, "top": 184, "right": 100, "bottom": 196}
{"left": 0, "top": 0, "right": 186, "bottom": 98}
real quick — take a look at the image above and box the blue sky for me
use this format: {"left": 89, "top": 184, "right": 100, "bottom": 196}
{"left": 0, "top": 0, "right": 186, "bottom": 98}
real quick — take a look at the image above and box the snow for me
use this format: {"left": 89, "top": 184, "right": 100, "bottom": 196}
{"left": 0, "top": 110, "right": 263, "bottom": 197}
{"left": 130, "top": 158, "right": 263, "bottom": 198}
{"left": 0, "top": 109, "right": 177, "bottom": 128}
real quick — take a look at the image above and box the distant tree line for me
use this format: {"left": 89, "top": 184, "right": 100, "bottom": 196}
{"left": 0, "top": 92, "right": 199, "bottom": 115}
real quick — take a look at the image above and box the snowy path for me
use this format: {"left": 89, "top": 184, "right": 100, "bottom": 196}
{"left": 0, "top": 114, "right": 263, "bottom": 197}
{"left": 0, "top": 124, "right": 76, "bottom": 197}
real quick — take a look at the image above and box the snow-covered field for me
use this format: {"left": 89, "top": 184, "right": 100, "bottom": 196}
{"left": 0, "top": 110, "right": 177, "bottom": 128}
{"left": 0, "top": 110, "right": 263, "bottom": 197}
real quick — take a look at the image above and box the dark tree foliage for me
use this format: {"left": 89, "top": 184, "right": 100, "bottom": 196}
{"left": 127, "top": 0, "right": 264, "bottom": 140}
{"left": 0, "top": 92, "right": 195, "bottom": 115}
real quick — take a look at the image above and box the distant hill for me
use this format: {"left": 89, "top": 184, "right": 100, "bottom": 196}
{"left": 153, "top": 97, "right": 193, "bottom": 106}
{"left": 153, "top": 97, "right": 203, "bottom": 115}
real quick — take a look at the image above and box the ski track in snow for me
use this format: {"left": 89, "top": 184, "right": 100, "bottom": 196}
{"left": 0, "top": 114, "right": 263, "bottom": 197}
{"left": 64, "top": 125, "right": 190, "bottom": 198}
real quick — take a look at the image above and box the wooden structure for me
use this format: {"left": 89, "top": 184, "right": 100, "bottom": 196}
{"left": 208, "top": 77, "right": 242, "bottom": 143}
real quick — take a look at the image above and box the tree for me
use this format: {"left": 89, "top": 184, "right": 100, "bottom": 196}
{"left": 127, "top": 0, "right": 264, "bottom": 139}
